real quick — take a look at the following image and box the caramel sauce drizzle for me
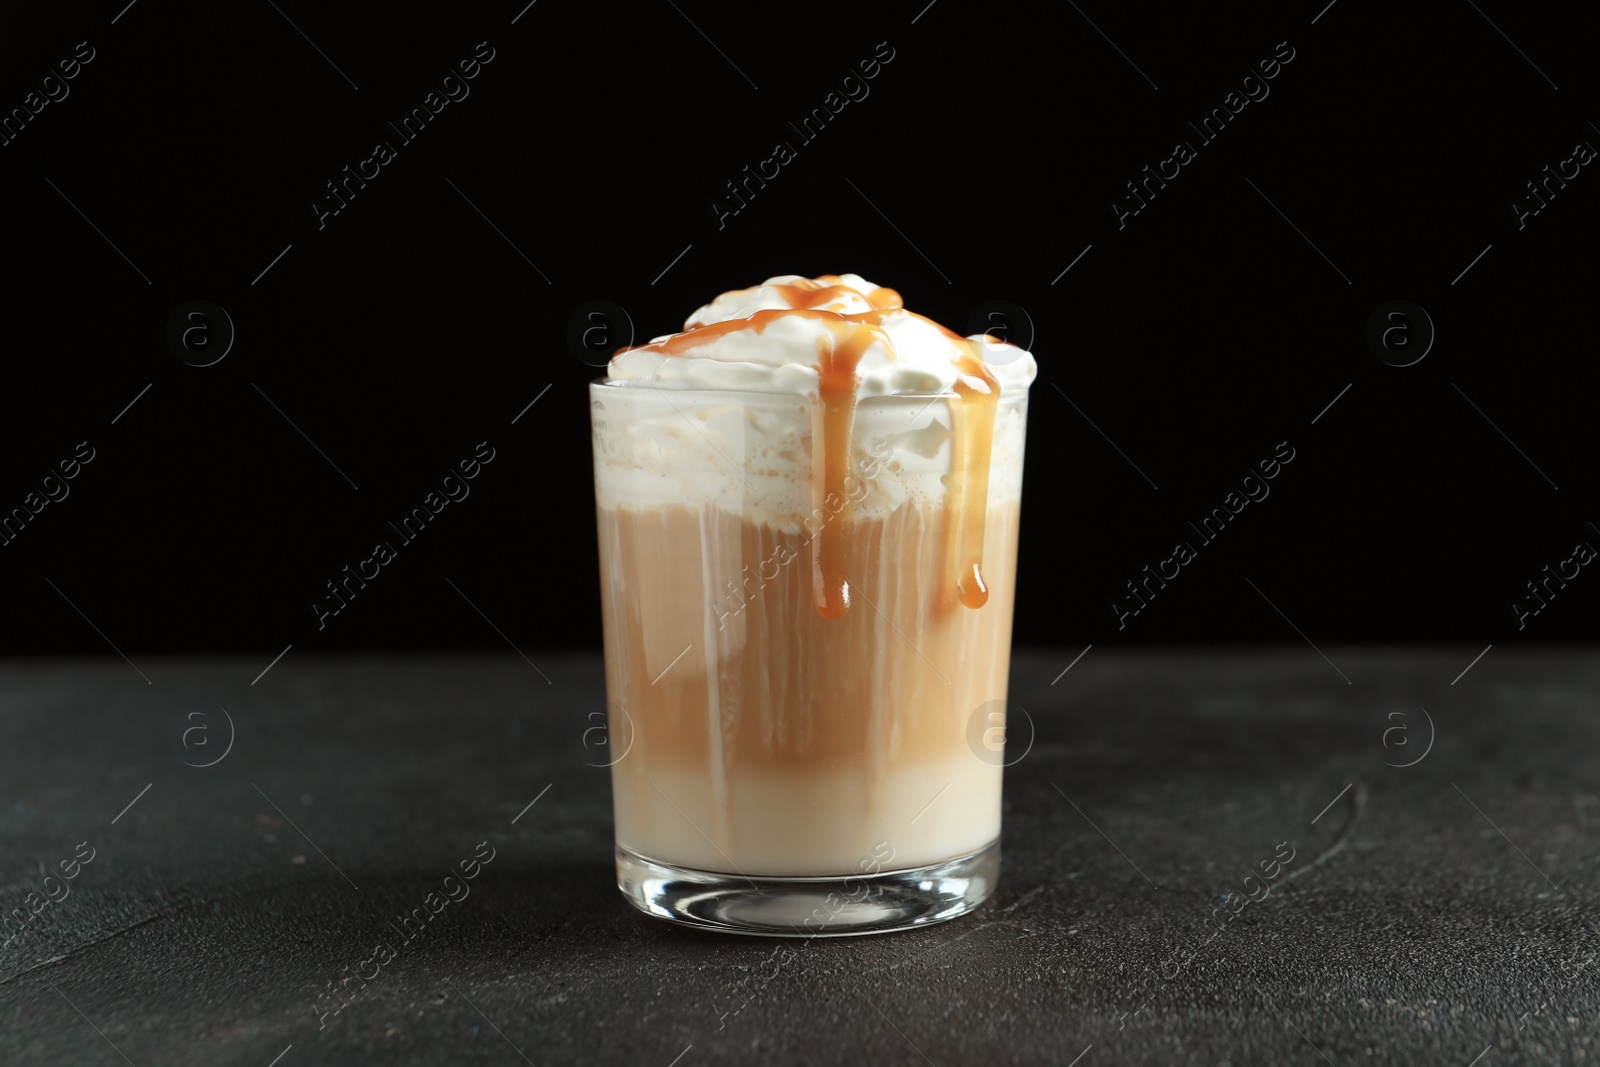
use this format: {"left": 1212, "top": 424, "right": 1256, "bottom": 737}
{"left": 812, "top": 317, "right": 883, "bottom": 619}
{"left": 949, "top": 345, "right": 999, "bottom": 609}
{"left": 614, "top": 283, "right": 1003, "bottom": 619}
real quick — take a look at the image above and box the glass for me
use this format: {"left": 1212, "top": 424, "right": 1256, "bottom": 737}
{"left": 590, "top": 378, "right": 1030, "bottom": 935}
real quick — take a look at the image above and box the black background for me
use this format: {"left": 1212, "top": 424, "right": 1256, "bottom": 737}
{"left": 1, "top": 0, "right": 1595, "bottom": 658}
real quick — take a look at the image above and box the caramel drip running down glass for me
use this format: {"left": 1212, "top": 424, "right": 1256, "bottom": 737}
{"left": 590, "top": 274, "right": 1035, "bottom": 935}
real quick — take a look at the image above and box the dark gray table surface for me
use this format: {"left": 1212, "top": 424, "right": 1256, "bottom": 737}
{"left": 1, "top": 649, "right": 1595, "bottom": 1066}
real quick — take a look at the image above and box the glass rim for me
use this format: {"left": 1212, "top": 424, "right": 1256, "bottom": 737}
{"left": 588, "top": 377, "right": 1032, "bottom": 401}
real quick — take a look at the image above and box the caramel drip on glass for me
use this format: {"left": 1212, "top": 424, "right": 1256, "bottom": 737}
{"left": 811, "top": 319, "right": 885, "bottom": 619}
{"left": 949, "top": 344, "right": 1000, "bottom": 609}
{"left": 615, "top": 302, "right": 1004, "bottom": 618}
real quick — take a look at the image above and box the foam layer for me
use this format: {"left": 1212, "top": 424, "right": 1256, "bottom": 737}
{"left": 590, "top": 387, "right": 1028, "bottom": 521}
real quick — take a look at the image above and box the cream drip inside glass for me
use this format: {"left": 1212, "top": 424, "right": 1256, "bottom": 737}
{"left": 591, "top": 273, "right": 1035, "bottom": 934}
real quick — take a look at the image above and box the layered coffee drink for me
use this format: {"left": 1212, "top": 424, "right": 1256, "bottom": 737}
{"left": 591, "top": 274, "right": 1035, "bottom": 934}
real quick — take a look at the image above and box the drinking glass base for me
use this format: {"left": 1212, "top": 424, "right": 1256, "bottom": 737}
{"left": 614, "top": 840, "right": 1000, "bottom": 937}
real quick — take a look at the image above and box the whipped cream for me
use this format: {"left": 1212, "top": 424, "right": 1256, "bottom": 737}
{"left": 607, "top": 274, "right": 1038, "bottom": 397}
{"left": 592, "top": 275, "right": 1035, "bottom": 530}
{"left": 685, "top": 273, "right": 890, "bottom": 327}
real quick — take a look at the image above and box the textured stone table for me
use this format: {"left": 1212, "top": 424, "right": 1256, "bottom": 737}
{"left": 1, "top": 651, "right": 1595, "bottom": 1065}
